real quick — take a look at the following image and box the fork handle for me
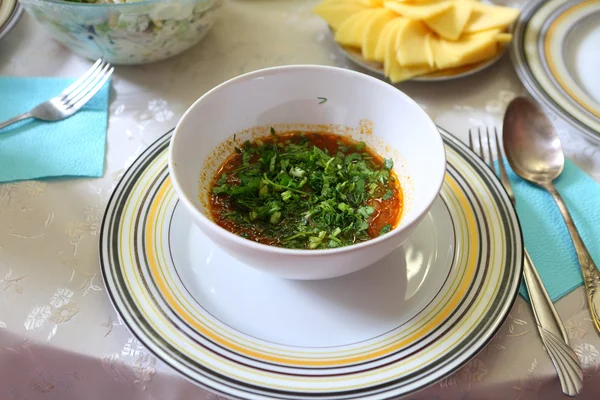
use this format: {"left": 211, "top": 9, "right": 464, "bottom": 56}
{"left": 523, "top": 249, "right": 583, "bottom": 396}
{"left": 0, "top": 112, "right": 33, "bottom": 131}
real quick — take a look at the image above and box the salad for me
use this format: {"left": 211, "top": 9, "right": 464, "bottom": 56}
{"left": 20, "top": 0, "right": 222, "bottom": 64}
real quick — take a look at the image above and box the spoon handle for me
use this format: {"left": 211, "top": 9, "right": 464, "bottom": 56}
{"left": 545, "top": 183, "right": 600, "bottom": 334}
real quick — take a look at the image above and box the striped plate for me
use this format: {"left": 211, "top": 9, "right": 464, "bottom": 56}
{"left": 511, "top": 0, "right": 600, "bottom": 143}
{"left": 0, "top": 0, "right": 22, "bottom": 41}
{"left": 100, "top": 128, "right": 523, "bottom": 399}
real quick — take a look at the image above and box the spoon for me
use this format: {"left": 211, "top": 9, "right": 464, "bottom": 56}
{"left": 503, "top": 96, "right": 600, "bottom": 335}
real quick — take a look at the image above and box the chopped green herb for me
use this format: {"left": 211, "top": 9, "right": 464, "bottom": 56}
{"left": 290, "top": 167, "right": 305, "bottom": 178}
{"left": 380, "top": 224, "right": 392, "bottom": 235}
{"left": 209, "top": 132, "right": 401, "bottom": 249}
{"left": 281, "top": 190, "right": 293, "bottom": 202}
{"left": 216, "top": 172, "right": 227, "bottom": 186}
{"left": 212, "top": 184, "right": 228, "bottom": 195}
{"left": 270, "top": 211, "right": 282, "bottom": 224}
{"left": 384, "top": 158, "right": 394, "bottom": 170}
{"left": 317, "top": 97, "right": 327, "bottom": 104}
{"left": 357, "top": 206, "right": 375, "bottom": 218}
{"left": 338, "top": 142, "right": 349, "bottom": 152}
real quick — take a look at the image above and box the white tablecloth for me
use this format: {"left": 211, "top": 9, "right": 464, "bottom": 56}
{"left": 1, "top": 1, "right": 600, "bottom": 399}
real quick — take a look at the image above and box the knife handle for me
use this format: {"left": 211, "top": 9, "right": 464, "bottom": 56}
{"left": 522, "top": 249, "right": 583, "bottom": 397}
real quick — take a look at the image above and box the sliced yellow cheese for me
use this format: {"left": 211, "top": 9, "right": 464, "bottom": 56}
{"left": 389, "top": 0, "right": 441, "bottom": 3}
{"left": 423, "top": 1, "right": 473, "bottom": 40}
{"left": 357, "top": 0, "right": 384, "bottom": 6}
{"left": 463, "top": 3, "right": 519, "bottom": 33}
{"left": 383, "top": 20, "right": 405, "bottom": 80}
{"left": 389, "top": 60, "right": 433, "bottom": 82}
{"left": 423, "top": 56, "right": 490, "bottom": 77}
{"left": 362, "top": 9, "right": 398, "bottom": 60}
{"left": 496, "top": 33, "right": 513, "bottom": 43}
{"left": 425, "top": 33, "right": 436, "bottom": 67}
{"left": 388, "top": 29, "right": 435, "bottom": 83}
{"left": 430, "top": 28, "right": 501, "bottom": 69}
{"left": 319, "top": 0, "right": 381, "bottom": 6}
{"left": 395, "top": 19, "right": 431, "bottom": 67}
{"left": 374, "top": 18, "right": 399, "bottom": 62}
{"left": 384, "top": 0, "right": 453, "bottom": 20}
{"left": 383, "top": 18, "right": 430, "bottom": 83}
{"left": 461, "top": 27, "right": 502, "bottom": 38}
{"left": 335, "top": 10, "right": 375, "bottom": 47}
{"left": 383, "top": 19, "right": 402, "bottom": 76}
{"left": 428, "top": 36, "right": 461, "bottom": 69}
{"left": 461, "top": 41, "right": 499, "bottom": 65}
{"left": 313, "top": 3, "right": 368, "bottom": 30}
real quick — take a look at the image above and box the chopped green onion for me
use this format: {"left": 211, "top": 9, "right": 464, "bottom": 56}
{"left": 380, "top": 224, "right": 392, "bottom": 235}
{"left": 384, "top": 158, "right": 394, "bottom": 170}
{"left": 281, "top": 190, "right": 293, "bottom": 202}
{"left": 270, "top": 211, "right": 282, "bottom": 224}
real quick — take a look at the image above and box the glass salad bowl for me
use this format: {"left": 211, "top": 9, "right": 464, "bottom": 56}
{"left": 19, "top": 0, "right": 222, "bottom": 65}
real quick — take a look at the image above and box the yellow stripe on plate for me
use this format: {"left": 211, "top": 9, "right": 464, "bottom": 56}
{"left": 544, "top": 0, "right": 600, "bottom": 118}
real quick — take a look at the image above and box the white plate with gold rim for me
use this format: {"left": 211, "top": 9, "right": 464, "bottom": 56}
{"left": 0, "top": 0, "right": 22, "bottom": 40}
{"left": 100, "top": 127, "right": 523, "bottom": 399}
{"left": 511, "top": 0, "right": 600, "bottom": 143}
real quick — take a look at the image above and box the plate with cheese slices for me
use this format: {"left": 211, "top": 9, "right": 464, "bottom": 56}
{"left": 511, "top": 0, "right": 600, "bottom": 144}
{"left": 313, "top": 0, "right": 520, "bottom": 83}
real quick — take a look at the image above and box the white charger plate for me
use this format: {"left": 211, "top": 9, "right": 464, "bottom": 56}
{"left": 511, "top": 0, "right": 600, "bottom": 143}
{"left": 100, "top": 127, "right": 523, "bottom": 399}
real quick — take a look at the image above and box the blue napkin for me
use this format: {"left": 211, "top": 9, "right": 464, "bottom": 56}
{"left": 0, "top": 77, "right": 110, "bottom": 183}
{"left": 502, "top": 158, "right": 600, "bottom": 302}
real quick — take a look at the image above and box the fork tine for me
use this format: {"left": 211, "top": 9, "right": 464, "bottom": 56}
{"left": 65, "top": 63, "right": 112, "bottom": 108}
{"left": 486, "top": 127, "right": 496, "bottom": 174}
{"left": 477, "top": 127, "right": 487, "bottom": 164}
{"left": 494, "top": 127, "right": 515, "bottom": 200}
{"left": 60, "top": 59, "right": 104, "bottom": 98}
{"left": 468, "top": 128, "right": 474, "bottom": 150}
{"left": 64, "top": 61, "right": 109, "bottom": 104}
{"left": 66, "top": 66, "right": 114, "bottom": 112}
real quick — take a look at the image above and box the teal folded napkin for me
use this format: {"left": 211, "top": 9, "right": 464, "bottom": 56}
{"left": 0, "top": 77, "right": 110, "bottom": 183}
{"left": 501, "top": 158, "right": 600, "bottom": 301}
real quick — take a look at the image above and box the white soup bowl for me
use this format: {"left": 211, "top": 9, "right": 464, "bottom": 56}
{"left": 169, "top": 65, "right": 446, "bottom": 280}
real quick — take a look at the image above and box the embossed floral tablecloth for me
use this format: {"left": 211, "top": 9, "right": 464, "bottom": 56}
{"left": 1, "top": 1, "right": 600, "bottom": 399}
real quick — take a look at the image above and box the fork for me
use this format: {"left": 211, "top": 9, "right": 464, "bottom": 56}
{"left": 0, "top": 59, "right": 114, "bottom": 131}
{"left": 469, "top": 127, "right": 583, "bottom": 397}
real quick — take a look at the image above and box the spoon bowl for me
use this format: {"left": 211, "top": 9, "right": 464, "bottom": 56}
{"left": 503, "top": 97, "right": 565, "bottom": 184}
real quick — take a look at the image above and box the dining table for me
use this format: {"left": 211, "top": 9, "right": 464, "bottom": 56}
{"left": 1, "top": 0, "right": 600, "bottom": 399}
